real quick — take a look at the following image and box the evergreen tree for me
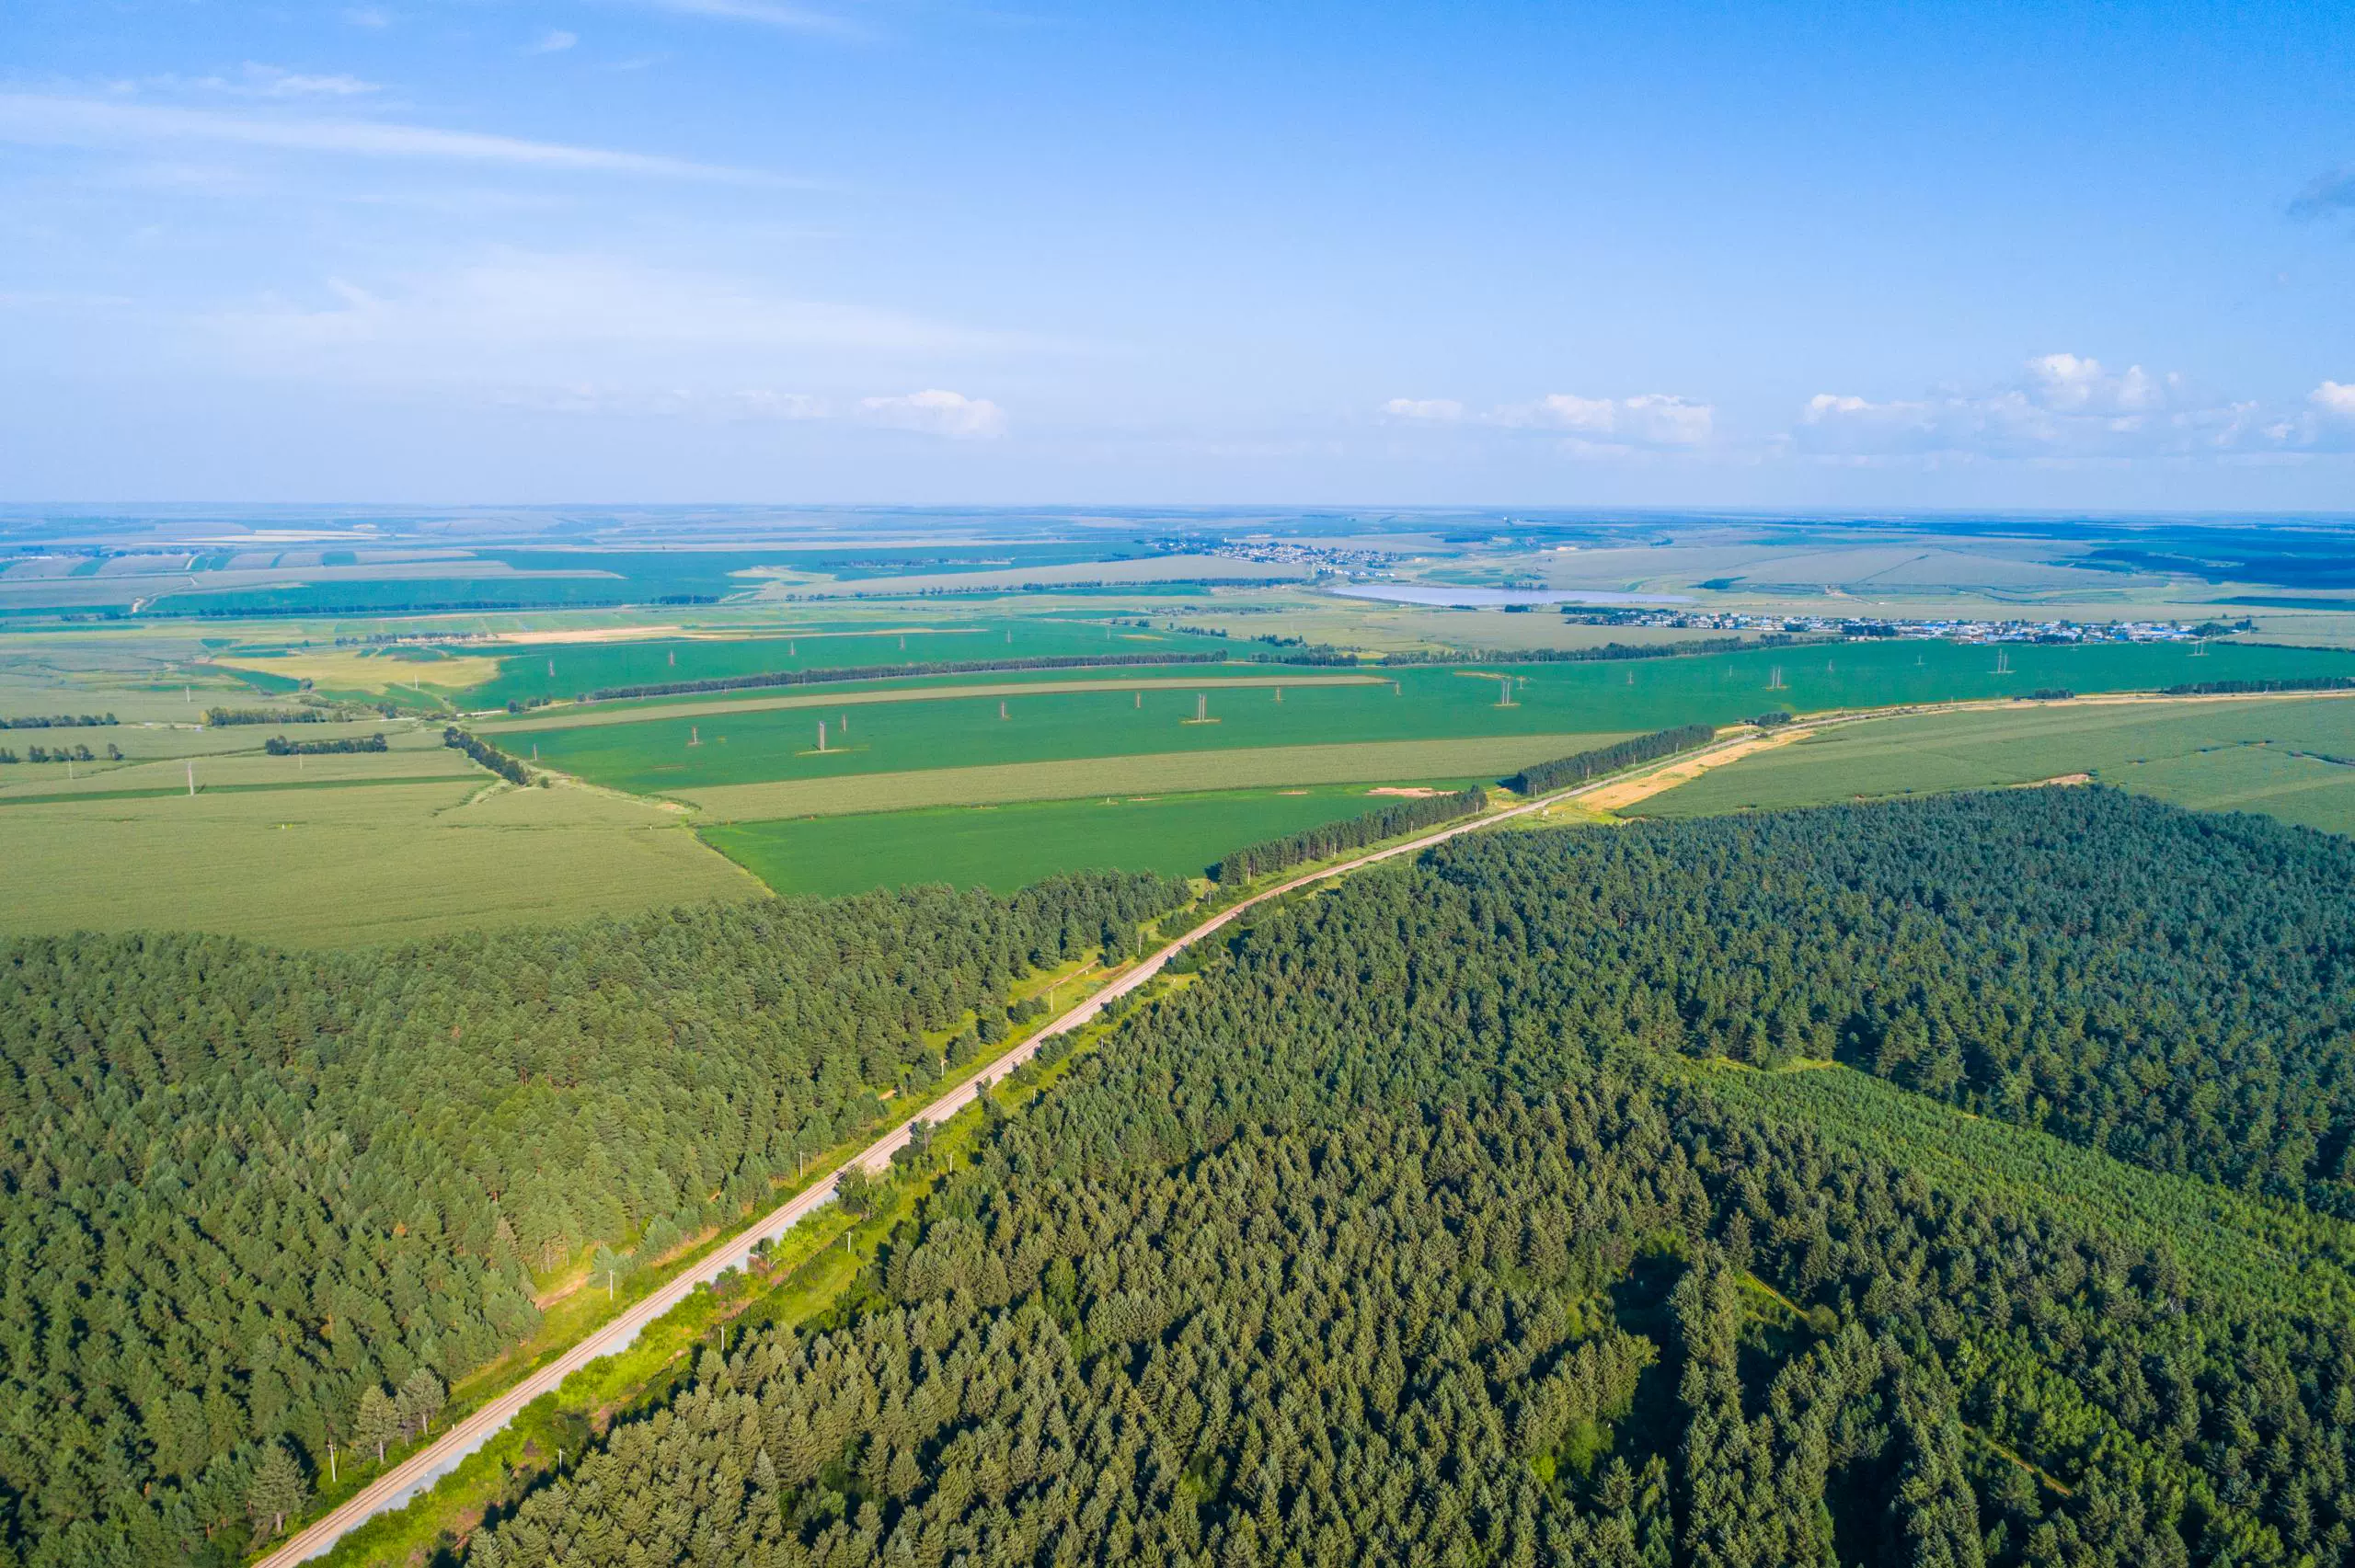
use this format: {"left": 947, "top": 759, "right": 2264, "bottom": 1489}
{"left": 246, "top": 1443, "right": 308, "bottom": 1539}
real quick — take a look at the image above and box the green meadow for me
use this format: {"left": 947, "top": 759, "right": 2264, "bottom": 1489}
{"left": 464, "top": 617, "right": 1194, "bottom": 707}
{"left": 1635, "top": 694, "right": 2355, "bottom": 836}
{"left": 509, "top": 639, "right": 2355, "bottom": 797}
{"left": 700, "top": 783, "right": 1453, "bottom": 896}
{"left": 0, "top": 779, "right": 761, "bottom": 946}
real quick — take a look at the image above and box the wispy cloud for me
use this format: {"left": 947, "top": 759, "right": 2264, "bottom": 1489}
{"left": 529, "top": 30, "right": 580, "bottom": 55}
{"left": 858, "top": 389, "right": 1006, "bottom": 438}
{"left": 630, "top": 0, "right": 867, "bottom": 40}
{"left": 1381, "top": 390, "right": 1714, "bottom": 451}
{"left": 0, "top": 94, "right": 780, "bottom": 183}
{"left": 2288, "top": 166, "right": 2355, "bottom": 222}
{"left": 342, "top": 6, "right": 391, "bottom": 27}
{"left": 1379, "top": 397, "right": 1464, "bottom": 422}
{"left": 237, "top": 63, "right": 381, "bottom": 97}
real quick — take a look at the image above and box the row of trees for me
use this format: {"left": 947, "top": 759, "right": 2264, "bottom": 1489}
{"left": 0, "top": 868, "right": 1186, "bottom": 1565}
{"left": 0, "top": 714, "right": 115, "bottom": 728}
{"left": 469, "top": 787, "right": 2355, "bottom": 1566}
{"left": 203, "top": 706, "right": 327, "bottom": 726}
{"left": 1211, "top": 786, "right": 1486, "bottom": 885}
{"left": 1506, "top": 721, "right": 1717, "bottom": 795}
{"left": 1235, "top": 635, "right": 1808, "bottom": 668}
{"left": 0, "top": 743, "right": 114, "bottom": 764}
{"left": 443, "top": 725, "right": 534, "bottom": 784}
{"left": 2162, "top": 674, "right": 2355, "bottom": 695}
{"left": 264, "top": 733, "right": 387, "bottom": 755}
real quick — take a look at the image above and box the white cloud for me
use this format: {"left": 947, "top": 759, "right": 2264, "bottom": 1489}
{"left": 343, "top": 6, "right": 391, "bottom": 27}
{"left": 1379, "top": 391, "right": 1713, "bottom": 450}
{"left": 857, "top": 389, "right": 1006, "bottom": 438}
{"left": 0, "top": 94, "right": 774, "bottom": 183}
{"left": 2313, "top": 381, "right": 2355, "bottom": 420}
{"left": 238, "top": 63, "right": 381, "bottom": 97}
{"left": 1788, "top": 353, "right": 2346, "bottom": 463}
{"left": 1504, "top": 391, "right": 1714, "bottom": 447}
{"left": 210, "top": 255, "right": 1016, "bottom": 372}
{"left": 529, "top": 30, "right": 580, "bottom": 54}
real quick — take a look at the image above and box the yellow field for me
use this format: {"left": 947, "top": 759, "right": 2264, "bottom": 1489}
{"left": 209, "top": 648, "right": 507, "bottom": 694}
{"left": 677, "top": 732, "right": 1629, "bottom": 820}
{"left": 0, "top": 779, "right": 761, "bottom": 946}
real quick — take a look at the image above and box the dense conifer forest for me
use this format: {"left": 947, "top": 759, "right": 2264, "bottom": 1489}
{"left": 465, "top": 790, "right": 2355, "bottom": 1568}
{"left": 0, "top": 870, "right": 1182, "bottom": 1567}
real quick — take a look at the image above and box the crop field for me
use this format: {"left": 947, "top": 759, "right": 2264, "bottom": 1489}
{"left": 209, "top": 645, "right": 508, "bottom": 695}
{"left": 463, "top": 616, "right": 1200, "bottom": 707}
{"left": 507, "top": 638, "right": 2355, "bottom": 798}
{"left": 483, "top": 671, "right": 1378, "bottom": 732}
{"left": 0, "top": 778, "right": 760, "bottom": 946}
{"left": 1633, "top": 694, "right": 2355, "bottom": 835}
{"left": 0, "top": 721, "right": 469, "bottom": 800}
{"left": 676, "top": 733, "right": 1629, "bottom": 819}
{"left": 702, "top": 784, "right": 1454, "bottom": 896}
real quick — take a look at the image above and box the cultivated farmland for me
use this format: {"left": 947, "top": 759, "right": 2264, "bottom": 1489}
{"left": 673, "top": 734, "right": 1631, "bottom": 819}
{"left": 0, "top": 779, "right": 760, "bottom": 946}
{"left": 506, "top": 638, "right": 2355, "bottom": 798}
{"left": 700, "top": 784, "right": 1449, "bottom": 896}
{"left": 464, "top": 617, "right": 1195, "bottom": 707}
{"left": 1633, "top": 693, "right": 2355, "bottom": 835}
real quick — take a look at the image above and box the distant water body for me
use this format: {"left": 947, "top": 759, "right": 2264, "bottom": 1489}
{"left": 1330, "top": 584, "right": 1694, "bottom": 608}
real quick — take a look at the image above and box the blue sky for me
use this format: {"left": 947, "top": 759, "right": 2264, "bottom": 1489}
{"left": 2, "top": 0, "right": 2351, "bottom": 507}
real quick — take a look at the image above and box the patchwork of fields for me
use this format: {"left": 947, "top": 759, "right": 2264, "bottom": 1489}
{"left": 465, "top": 616, "right": 1188, "bottom": 707}
{"left": 1635, "top": 693, "right": 2355, "bottom": 835}
{"left": 488, "top": 638, "right": 2355, "bottom": 797}
{"left": 9, "top": 602, "right": 2355, "bottom": 940}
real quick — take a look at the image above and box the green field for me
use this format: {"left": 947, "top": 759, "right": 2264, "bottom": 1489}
{"left": 0, "top": 778, "right": 761, "bottom": 946}
{"left": 508, "top": 640, "right": 2355, "bottom": 797}
{"left": 483, "top": 670, "right": 1377, "bottom": 731}
{"left": 1635, "top": 694, "right": 2355, "bottom": 835}
{"left": 702, "top": 783, "right": 1452, "bottom": 896}
{"left": 463, "top": 616, "right": 1200, "bottom": 707}
{"left": 677, "top": 733, "right": 1626, "bottom": 819}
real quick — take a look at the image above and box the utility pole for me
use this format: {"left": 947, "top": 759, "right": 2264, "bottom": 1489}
{"left": 187, "top": 760, "right": 195, "bottom": 795}
{"left": 817, "top": 720, "right": 827, "bottom": 751}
